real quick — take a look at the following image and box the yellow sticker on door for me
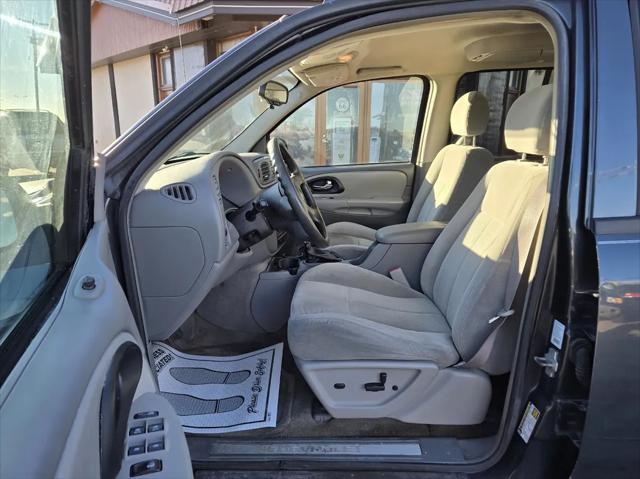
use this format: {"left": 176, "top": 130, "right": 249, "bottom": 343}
{"left": 517, "top": 402, "right": 541, "bottom": 444}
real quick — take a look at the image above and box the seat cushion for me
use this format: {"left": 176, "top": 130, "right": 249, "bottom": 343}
{"left": 288, "top": 263, "right": 460, "bottom": 368}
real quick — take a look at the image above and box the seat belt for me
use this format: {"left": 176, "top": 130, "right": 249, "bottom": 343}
{"left": 389, "top": 267, "right": 411, "bottom": 287}
{"left": 462, "top": 178, "right": 547, "bottom": 373}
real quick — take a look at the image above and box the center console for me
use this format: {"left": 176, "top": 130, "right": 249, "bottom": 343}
{"left": 355, "top": 221, "right": 447, "bottom": 290}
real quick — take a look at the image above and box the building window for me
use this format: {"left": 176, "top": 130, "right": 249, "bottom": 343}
{"left": 155, "top": 51, "right": 174, "bottom": 101}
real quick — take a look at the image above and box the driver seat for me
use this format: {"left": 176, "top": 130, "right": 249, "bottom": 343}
{"left": 327, "top": 91, "right": 494, "bottom": 258}
{"left": 288, "top": 85, "right": 552, "bottom": 424}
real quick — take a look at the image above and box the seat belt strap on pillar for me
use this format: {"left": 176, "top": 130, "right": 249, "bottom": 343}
{"left": 461, "top": 181, "right": 547, "bottom": 372}
{"left": 488, "top": 181, "right": 547, "bottom": 328}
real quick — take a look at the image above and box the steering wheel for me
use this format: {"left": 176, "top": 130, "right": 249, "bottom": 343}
{"left": 268, "top": 137, "right": 329, "bottom": 247}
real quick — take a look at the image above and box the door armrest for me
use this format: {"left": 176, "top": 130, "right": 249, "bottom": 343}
{"left": 375, "top": 221, "right": 447, "bottom": 245}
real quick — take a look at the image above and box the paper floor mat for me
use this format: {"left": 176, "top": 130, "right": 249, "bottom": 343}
{"left": 152, "top": 342, "right": 282, "bottom": 434}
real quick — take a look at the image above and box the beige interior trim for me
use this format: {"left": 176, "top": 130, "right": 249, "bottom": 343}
{"left": 154, "top": 10, "right": 558, "bottom": 174}
{"left": 290, "top": 12, "right": 554, "bottom": 88}
{"left": 416, "top": 74, "right": 457, "bottom": 169}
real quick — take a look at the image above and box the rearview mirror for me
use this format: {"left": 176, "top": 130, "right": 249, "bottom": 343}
{"left": 259, "top": 80, "right": 288, "bottom": 107}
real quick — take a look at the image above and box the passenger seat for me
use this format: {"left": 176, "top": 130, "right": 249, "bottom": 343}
{"left": 327, "top": 91, "right": 494, "bottom": 258}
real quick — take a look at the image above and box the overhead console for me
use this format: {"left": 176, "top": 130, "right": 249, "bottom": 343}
{"left": 130, "top": 151, "right": 277, "bottom": 340}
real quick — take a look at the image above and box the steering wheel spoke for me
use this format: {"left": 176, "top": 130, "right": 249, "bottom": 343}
{"left": 268, "top": 137, "right": 329, "bottom": 247}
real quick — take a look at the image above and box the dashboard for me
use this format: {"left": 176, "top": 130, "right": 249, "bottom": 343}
{"left": 129, "top": 151, "right": 278, "bottom": 340}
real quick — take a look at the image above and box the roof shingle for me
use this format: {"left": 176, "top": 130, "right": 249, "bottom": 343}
{"left": 169, "top": 0, "right": 206, "bottom": 13}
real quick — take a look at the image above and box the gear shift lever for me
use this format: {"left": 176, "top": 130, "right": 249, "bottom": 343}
{"left": 302, "top": 241, "right": 343, "bottom": 263}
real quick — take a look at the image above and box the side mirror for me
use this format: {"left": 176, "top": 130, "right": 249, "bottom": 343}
{"left": 259, "top": 80, "right": 288, "bottom": 107}
{"left": 0, "top": 189, "right": 17, "bottom": 248}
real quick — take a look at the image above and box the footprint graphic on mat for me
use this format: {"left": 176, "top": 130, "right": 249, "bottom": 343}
{"left": 169, "top": 367, "right": 250, "bottom": 385}
{"left": 161, "top": 392, "right": 244, "bottom": 416}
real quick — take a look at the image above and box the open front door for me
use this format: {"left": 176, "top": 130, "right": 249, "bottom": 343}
{"left": 0, "top": 2, "right": 192, "bottom": 478}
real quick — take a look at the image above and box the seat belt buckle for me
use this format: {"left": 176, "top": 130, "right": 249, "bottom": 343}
{"left": 489, "top": 309, "right": 515, "bottom": 324}
{"left": 389, "top": 267, "right": 410, "bottom": 287}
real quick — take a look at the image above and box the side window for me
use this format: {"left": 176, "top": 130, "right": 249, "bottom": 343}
{"left": 0, "top": 1, "right": 71, "bottom": 344}
{"left": 272, "top": 76, "right": 426, "bottom": 167}
{"left": 454, "top": 69, "right": 552, "bottom": 157}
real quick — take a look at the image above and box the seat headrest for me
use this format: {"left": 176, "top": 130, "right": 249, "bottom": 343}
{"left": 504, "top": 84, "right": 553, "bottom": 156}
{"left": 450, "top": 91, "right": 489, "bottom": 138}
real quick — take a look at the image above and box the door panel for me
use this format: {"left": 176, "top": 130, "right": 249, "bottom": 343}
{"left": 0, "top": 221, "right": 193, "bottom": 478}
{"left": 573, "top": 220, "right": 640, "bottom": 477}
{"left": 0, "top": 1, "right": 192, "bottom": 477}
{"left": 303, "top": 162, "right": 414, "bottom": 228}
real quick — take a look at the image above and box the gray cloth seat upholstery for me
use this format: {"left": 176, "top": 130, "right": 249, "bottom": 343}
{"left": 289, "top": 262, "right": 459, "bottom": 368}
{"left": 325, "top": 222, "right": 377, "bottom": 259}
{"left": 326, "top": 91, "right": 494, "bottom": 256}
{"left": 290, "top": 85, "right": 553, "bottom": 387}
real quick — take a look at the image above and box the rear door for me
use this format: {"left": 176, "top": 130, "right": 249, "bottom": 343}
{"left": 272, "top": 76, "right": 427, "bottom": 228}
{"left": 573, "top": 0, "right": 640, "bottom": 475}
{"left": 0, "top": 2, "right": 191, "bottom": 478}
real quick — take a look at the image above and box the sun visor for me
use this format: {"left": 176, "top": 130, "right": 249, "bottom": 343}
{"left": 299, "top": 63, "right": 350, "bottom": 87}
{"left": 465, "top": 33, "right": 553, "bottom": 65}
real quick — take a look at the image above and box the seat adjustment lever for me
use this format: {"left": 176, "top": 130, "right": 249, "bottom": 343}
{"left": 364, "top": 372, "right": 387, "bottom": 392}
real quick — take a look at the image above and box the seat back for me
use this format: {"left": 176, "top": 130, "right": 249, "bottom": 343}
{"left": 420, "top": 84, "right": 553, "bottom": 363}
{"left": 407, "top": 92, "right": 494, "bottom": 223}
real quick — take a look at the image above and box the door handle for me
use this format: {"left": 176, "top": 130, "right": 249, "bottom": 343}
{"left": 312, "top": 180, "right": 333, "bottom": 191}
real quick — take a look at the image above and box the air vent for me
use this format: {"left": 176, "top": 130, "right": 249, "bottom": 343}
{"left": 255, "top": 159, "right": 275, "bottom": 184}
{"left": 162, "top": 183, "right": 195, "bottom": 203}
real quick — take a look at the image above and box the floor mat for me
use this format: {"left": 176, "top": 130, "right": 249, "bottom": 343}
{"left": 152, "top": 342, "right": 283, "bottom": 434}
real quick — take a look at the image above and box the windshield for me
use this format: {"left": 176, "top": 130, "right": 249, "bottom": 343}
{"left": 166, "top": 70, "right": 298, "bottom": 161}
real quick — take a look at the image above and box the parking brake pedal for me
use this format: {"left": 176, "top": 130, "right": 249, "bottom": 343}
{"left": 364, "top": 373, "right": 387, "bottom": 392}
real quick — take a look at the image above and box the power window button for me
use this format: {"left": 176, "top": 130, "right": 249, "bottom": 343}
{"left": 130, "top": 459, "right": 162, "bottom": 476}
{"left": 147, "top": 421, "right": 164, "bottom": 433}
{"left": 128, "top": 445, "right": 145, "bottom": 456}
{"left": 129, "top": 426, "right": 145, "bottom": 436}
{"left": 147, "top": 440, "right": 164, "bottom": 452}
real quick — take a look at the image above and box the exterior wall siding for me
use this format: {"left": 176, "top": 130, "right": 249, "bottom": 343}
{"left": 91, "top": 4, "right": 200, "bottom": 65}
{"left": 89, "top": 2, "right": 317, "bottom": 145}
{"left": 112, "top": 55, "right": 156, "bottom": 133}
